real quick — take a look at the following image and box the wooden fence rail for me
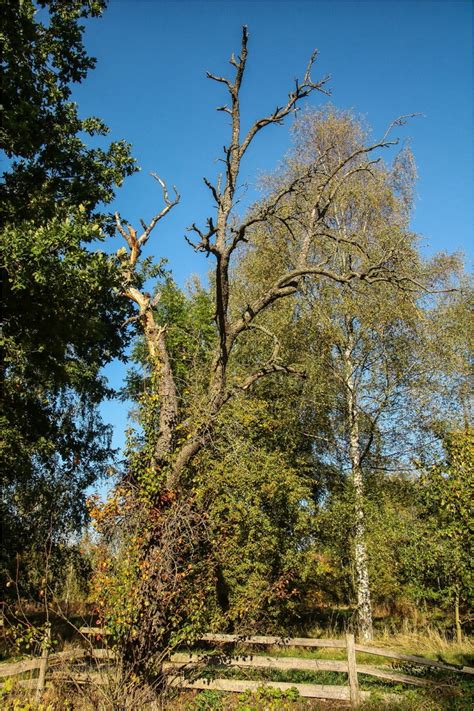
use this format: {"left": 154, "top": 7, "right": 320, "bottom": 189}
{"left": 1, "top": 627, "right": 472, "bottom": 708}
{"left": 196, "top": 632, "right": 474, "bottom": 675}
{"left": 165, "top": 652, "right": 435, "bottom": 688}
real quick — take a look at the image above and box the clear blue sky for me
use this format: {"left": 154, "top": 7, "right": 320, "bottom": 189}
{"left": 74, "top": 0, "right": 473, "bottom": 462}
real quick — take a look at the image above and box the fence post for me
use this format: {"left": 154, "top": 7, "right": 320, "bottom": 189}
{"left": 346, "top": 632, "right": 360, "bottom": 708}
{"left": 35, "top": 622, "right": 51, "bottom": 701}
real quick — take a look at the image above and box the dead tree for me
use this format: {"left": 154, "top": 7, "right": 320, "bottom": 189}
{"left": 115, "top": 26, "right": 412, "bottom": 493}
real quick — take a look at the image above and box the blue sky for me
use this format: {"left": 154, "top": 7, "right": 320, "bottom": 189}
{"left": 73, "top": 0, "right": 473, "bottom": 461}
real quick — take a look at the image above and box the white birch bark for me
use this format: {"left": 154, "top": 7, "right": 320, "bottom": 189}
{"left": 344, "top": 328, "right": 374, "bottom": 641}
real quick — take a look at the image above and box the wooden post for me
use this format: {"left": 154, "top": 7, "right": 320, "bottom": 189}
{"left": 35, "top": 622, "right": 51, "bottom": 701}
{"left": 346, "top": 632, "right": 360, "bottom": 708}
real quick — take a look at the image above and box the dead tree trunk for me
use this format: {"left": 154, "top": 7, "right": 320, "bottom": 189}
{"left": 115, "top": 177, "right": 180, "bottom": 476}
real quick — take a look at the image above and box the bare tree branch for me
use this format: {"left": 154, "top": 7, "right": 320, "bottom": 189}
{"left": 235, "top": 362, "right": 305, "bottom": 392}
{"left": 380, "top": 113, "right": 421, "bottom": 143}
{"left": 239, "top": 50, "right": 330, "bottom": 160}
{"left": 139, "top": 174, "right": 180, "bottom": 246}
{"left": 203, "top": 176, "right": 222, "bottom": 206}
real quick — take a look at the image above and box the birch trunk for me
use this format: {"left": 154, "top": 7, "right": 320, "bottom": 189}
{"left": 454, "top": 590, "right": 462, "bottom": 644}
{"left": 344, "top": 335, "right": 374, "bottom": 641}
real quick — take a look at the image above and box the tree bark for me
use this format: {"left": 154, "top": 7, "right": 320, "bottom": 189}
{"left": 344, "top": 328, "right": 374, "bottom": 642}
{"left": 142, "top": 310, "right": 179, "bottom": 466}
{"left": 454, "top": 590, "right": 462, "bottom": 644}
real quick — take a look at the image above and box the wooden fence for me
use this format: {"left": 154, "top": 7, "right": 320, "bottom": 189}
{"left": 1, "top": 627, "right": 473, "bottom": 708}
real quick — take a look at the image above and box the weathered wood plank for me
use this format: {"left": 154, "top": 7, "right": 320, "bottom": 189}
{"left": 166, "top": 654, "right": 435, "bottom": 688}
{"left": 81, "top": 627, "right": 346, "bottom": 649}
{"left": 79, "top": 626, "right": 110, "bottom": 635}
{"left": 49, "top": 670, "right": 110, "bottom": 685}
{"left": 355, "top": 645, "right": 474, "bottom": 675}
{"left": 35, "top": 624, "right": 51, "bottom": 702}
{"left": 169, "top": 677, "right": 359, "bottom": 700}
{"left": 0, "top": 648, "right": 115, "bottom": 679}
{"left": 91, "top": 648, "right": 116, "bottom": 660}
{"left": 51, "top": 647, "right": 116, "bottom": 662}
{"left": 357, "top": 666, "right": 434, "bottom": 687}
{"left": 199, "top": 633, "right": 347, "bottom": 649}
{"left": 0, "top": 658, "right": 42, "bottom": 677}
{"left": 167, "top": 653, "right": 348, "bottom": 672}
{"left": 50, "top": 649, "right": 88, "bottom": 663}
{"left": 172, "top": 678, "right": 404, "bottom": 702}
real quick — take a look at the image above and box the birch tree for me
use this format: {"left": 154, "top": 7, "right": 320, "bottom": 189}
{"left": 230, "top": 108, "right": 460, "bottom": 639}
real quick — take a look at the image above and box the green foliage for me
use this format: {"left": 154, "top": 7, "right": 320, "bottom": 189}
{"left": 316, "top": 473, "right": 421, "bottom": 611}
{"left": 193, "top": 393, "right": 317, "bottom": 631}
{"left": 419, "top": 284, "right": 473, "bottom": 436}
{"left": 2, "top": 621, "right": 55, "bottom": 657}
{"left": 0, "top": 0, "right": 136, "bottom": 227}
{"left": 0, "top": 678, "right": 55, "bottom": 711}
{"left": 187, "top": 680, "right": 302, "bottom": 709}
{"left": 0, "top": 217, "right": 133, "bottom": 592}
{"left": 190, "top": 690, "right": 224, "bottom": 710}
{"left": 316, "top": 432, "right": 474, "bottom": 628}
{"left": 0, "top": 2, "right": 136, "bottom": 596}
{"left": 236, "top": 685, "right": 300, "bottom": 710}
{"left": 404, "top": 430, "right": 474, "bottom": 615}
{"left": 1, "top": 217, "right": 129, "bottom": 400}
{"left": 422, "top": 430, "right": 473, "bottom": 538}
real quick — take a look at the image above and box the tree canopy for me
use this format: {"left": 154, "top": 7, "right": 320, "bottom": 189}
{"left": 1, "top": 0, "right": 135, "bottom": 593}
{"left": 1, "top": 0, "right": 135, "bottom": 227}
